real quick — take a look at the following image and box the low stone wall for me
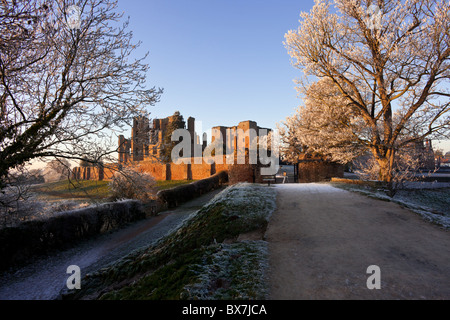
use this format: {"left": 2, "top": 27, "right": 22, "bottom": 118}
{"left": 71, "top": 158, "right": 230, "bottom": 182}
{"left": 0, "top": 200, "right": 144, "bottom": 272}
{"left": 331, "top": 178, "right": 385, "bottom": 187}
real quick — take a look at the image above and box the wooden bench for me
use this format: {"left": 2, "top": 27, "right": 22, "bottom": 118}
{"left": 262, "top": 175, "right": 276, "bottom": 186}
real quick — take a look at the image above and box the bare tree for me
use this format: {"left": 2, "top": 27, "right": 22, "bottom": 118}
{"left": 284, "top": 0, "right": 450, "bottom": 187}
{"left": 0, "top": 0, "right": 162, "bottom": 188}
{"left": 46, "top": 158, "right": 71, "bottom": 174}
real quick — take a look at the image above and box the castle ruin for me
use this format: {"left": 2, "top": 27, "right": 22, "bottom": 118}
{"left": 118, "top": 112, "right": 206, "bottom": 164}
{"left": 115, "top": 112, "right": 273, "bottom": 183}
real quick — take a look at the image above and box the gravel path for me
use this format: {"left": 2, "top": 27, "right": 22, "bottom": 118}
{"left": 0, "top": 189, "right": 223, "bottom": 300}
{"left": 266, "top": 183, "right": 450, "bottom": 300}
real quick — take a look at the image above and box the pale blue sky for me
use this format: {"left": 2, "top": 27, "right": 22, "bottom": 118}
{"left": 118, "top": 0, "right": 449, "bottom": 152}
{"left": 116, "top": 0, "right": 310, "bottom": 134}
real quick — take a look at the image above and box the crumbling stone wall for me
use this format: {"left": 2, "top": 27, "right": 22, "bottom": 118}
{"left": 191, "top": 160, "right": 214, "bottom": 180}
{"left": 71, "top": 165, "right": 116, "bottom": 181}
{"left": 138, "top": 161, "right": 169, "bottom": 180}
{"left": 170, "top": 163, "right": 190, "bottom": 180}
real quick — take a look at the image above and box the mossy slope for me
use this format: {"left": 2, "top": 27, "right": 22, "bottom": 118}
{"left": 62, "top": 183, "right": 276, "bottom": 300}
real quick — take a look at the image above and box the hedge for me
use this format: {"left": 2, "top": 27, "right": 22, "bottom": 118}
{"left": 0, "top": 200, "right": 144, "bottom": 271}
{"left": 156, "top": 170, "right": 228, "bottom": 208}
{"left": 0, "top": 171, "right": 229, "bottom": 272}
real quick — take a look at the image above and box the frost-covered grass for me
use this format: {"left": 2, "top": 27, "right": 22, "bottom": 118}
{"left": 331, "top": 182, "right": 450, "bottom": 229}
{"left": 31, "top": 179, "right": 197, "bottom": 200}
{"left": 0, "top": 189, "right": 93, "bottom": 228}
{"left": 181, "top": 241, "right": 269, "bottom": 300}
{"left": 62, "top": 183, "right": 276, "bottom": 300}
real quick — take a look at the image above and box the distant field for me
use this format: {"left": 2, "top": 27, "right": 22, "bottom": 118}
{"left": 31, "top": 179, "right": 196, "bottom": 201}
{"left": 31, "top": 180, "right": 111, "bottom": 201}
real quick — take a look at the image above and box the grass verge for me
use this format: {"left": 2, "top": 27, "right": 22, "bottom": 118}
{"left": 331, "top": 182, "right": 450, "bottom": 229}
{"left": 61, "top": 183, "right": 276, "bottom": 300}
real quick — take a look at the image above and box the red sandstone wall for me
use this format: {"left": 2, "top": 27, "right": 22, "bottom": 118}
{"left": 138, "top": 161, "right": 168, "bottom": 181}
{"left": 213, "top": 155, "right": 231, "bottom": 175}
{"left": 170, "top": 163, "right": 189, "bottom": 180}
{"left": 191, "top": 163, "right": 213, "bottom": 180}
{"left": 70, "top": 165, "right": 118, "bottom": 181}
{"left": 298, "top": 161, "right": 344, "bottom": 183}
{"left": 71, "top": 157, "right": 231, "bottom": 182}
{"left": 103, "top": 167, "right": 116, "bottom": 180}
{"left": 228, "top": 164, "right": 255, "bottom": 184}
{"left": 139, "top": 158, "right": 227, "bottom": 181}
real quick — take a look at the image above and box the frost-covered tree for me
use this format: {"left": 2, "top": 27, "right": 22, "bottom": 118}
{"left": 0, "top": 0, "right": 162, "bottom": 188}
{"left": 109, "top": 165, "right": 156, "bottom": 202}
{"left": 279, "top": 78, "right": 367, "bottom": 163}
{"left": 46, "top": 158, "right": 71, "bottom": 174}
{"left": 284, "top": 0, "right": 450, "bottom": 185}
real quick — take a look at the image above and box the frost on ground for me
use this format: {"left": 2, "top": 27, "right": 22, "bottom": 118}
{"left": 65, "top": 183, "right": 277, "bottom": 300}
{"left": 177, "top": 183, "right": 276, "bottom": 300}
{"left": 181, "top": 241, "right": 269, "bottom": 300}
{"left": 332, "top": 182, "right": 450, "bottom": 229}
{"left": 197, "top": 182, "right": 276, "bottom": 222}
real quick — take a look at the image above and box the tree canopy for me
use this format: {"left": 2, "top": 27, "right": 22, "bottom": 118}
{"left": 284, "top": 0, "right": 450, "bottom": 184}
{"left": 0, "top": 0, "right": 162, "bottom": 187}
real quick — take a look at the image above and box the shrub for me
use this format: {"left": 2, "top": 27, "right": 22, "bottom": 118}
{"left": 109, "top": 167, "right": 157, "bottom": 202}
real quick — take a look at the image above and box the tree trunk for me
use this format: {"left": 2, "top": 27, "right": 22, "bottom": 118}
{"left": 376, "top": 149, "right": 396, "bottom": 196}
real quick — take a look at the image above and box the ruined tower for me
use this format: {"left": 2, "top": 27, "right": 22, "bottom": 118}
{"left": 119, "top": 112, "right": 205, "bottom": 164}
{"left": 118, "top": 135, "right": 131, "bottom": 163}
{"left": 131, "top": 116, "right": 150, "bottom": 162}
